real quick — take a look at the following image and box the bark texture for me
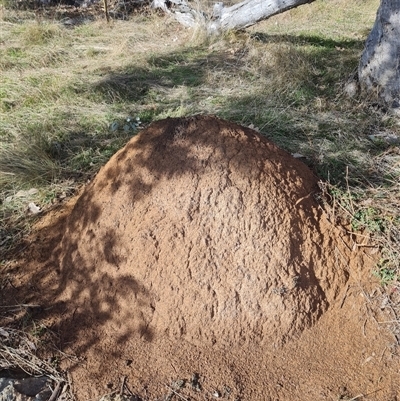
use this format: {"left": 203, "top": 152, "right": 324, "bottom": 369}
{"left": 359, "top": 0, "right": 400, "bottom": 108}
{"left": 209, "top": 0, "right": 315, "bottom": 32}
{"left": 152, "top": 0, "right": 315, "bottom": 33}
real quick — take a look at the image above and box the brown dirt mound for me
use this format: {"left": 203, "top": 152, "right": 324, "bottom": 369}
{"left": 4, "top": 116, "right": 399, "bottom": 400}
{"left": 60, "top": 115, "right": 349, "bottom": 348}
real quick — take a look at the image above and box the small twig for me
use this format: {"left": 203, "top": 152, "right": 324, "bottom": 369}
{"left": 170, "top": 362, "right": 178, "bottom": 374}
{"left": 124, "top": 383, "right": 134, "bottom": 397}
{"left": 165, "top": 385, "right": 189, "bottom": 401}
{"left": 103, "top": 0, "right": 110, "bottom": 22}
{"left": 67, "top": 372, "right": 74, "bottom": 399}
{"left": 120, "top": 376, "right": 127, "bottom": 395}
{"left": 380, "top": 346, "right": 387, "bottom": 362}
{"left": 295, "top": 192, "right": 312, "bottom": 206}
{"left": 338, "top": 235, "right": 353, "bottom": 253}
{"left": 48, "top": 380, "right": 63, "bottom": 401}
{"left": 362, "top": 319, "right": 367, "bottom": 337}
{"left": 348, "top": 394, "right": 363, "bottom": 401}
{"left": 377, "top": 320, "right": 400, "bottom": 324}
{"left": 0, "top": 304, "right": 41, "bottom": 309}
{"left": 340, "top": 284, "right": 350, "bottom": 308}
{"left": 349, "top": 387, "right": 384, "bottom": 400}
{"left": 343, "top": 229, "right": 372, "bottom": 240}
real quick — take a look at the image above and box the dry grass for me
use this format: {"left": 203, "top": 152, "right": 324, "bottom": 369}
{"left": 0, "top": 322, "right": 74, "bottom": 399}
{"left": 0, "top": 135, "right": 61, "bottom": 187}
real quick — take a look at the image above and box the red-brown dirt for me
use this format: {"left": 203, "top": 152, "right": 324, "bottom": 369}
{"left": 2, "top": 116, "right": 399, "bottom": 400}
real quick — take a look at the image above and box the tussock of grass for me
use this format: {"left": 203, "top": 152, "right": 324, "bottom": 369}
{"left": 0, "top": 137, "right": 61, "bottom": 188}
{"left": 18, "top": 21, "right": 62, "bottom": 44}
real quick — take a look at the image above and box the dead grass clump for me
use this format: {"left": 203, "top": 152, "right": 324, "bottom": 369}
{"left": 19, "top": 21, "right": 63, "bottom": 45}
{"left": 0, "top": 135, "right": 61, "bottom": 189}
{"left": 266, "top": 44, "right": 316, "bottom": 101}
{"left": 0, "top": 326, "right": 59, "bottom": 378}
{"left": 0, "top": 324, "right": 74, "bottom": 400}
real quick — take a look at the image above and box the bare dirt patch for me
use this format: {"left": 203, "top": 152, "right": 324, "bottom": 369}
{"left": 2, "top": 116, "right": 399, "bottom": 400}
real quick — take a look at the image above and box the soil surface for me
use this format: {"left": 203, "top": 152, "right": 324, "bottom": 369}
{"left": 2, "top": 116, "right": 399, "bottom": 401}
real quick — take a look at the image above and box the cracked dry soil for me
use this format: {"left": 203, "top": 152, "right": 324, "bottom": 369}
{"left": 4, "top": 116, "right": 400, "bottom": 400}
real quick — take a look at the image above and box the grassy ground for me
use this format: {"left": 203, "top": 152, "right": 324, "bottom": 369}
{"left": 0, "top": 0, "right": 399, "bottom": 300}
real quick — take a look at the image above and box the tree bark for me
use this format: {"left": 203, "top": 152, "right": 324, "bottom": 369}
{"left": 209, "top": 0, "right": 316, "bottom": 33}
{"left": 358, "top": 0, "right": 400, "bottom": 108}
{"left": 152, "top": 0, "right": 315, "bottom": 34}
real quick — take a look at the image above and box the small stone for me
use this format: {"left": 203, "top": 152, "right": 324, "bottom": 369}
{"left": 344, "top": 80, "right": 359, "bottom": 98}
{"left": 291, "top": 153, "right": 305, "bottom": 159}
{"left": 28, "top": 202, "right": 41, "bottom": 214}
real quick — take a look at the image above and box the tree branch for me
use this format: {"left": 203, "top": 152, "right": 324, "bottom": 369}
{"left": 152, "top": 0, "right": 316, "bottom": 34}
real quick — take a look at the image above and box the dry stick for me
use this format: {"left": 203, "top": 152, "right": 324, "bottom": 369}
{"left": 378, "top": 320, "right": 400, "bottom": 324}
{"left": 103, "top": 0, "right": 110, "bottom": 23}
{"left": 348, "top": 395, "right": 364, "bottom": 401}
{"left": 170, "top": 362, "right": 178, "bottom": 375}
{"left": 332, "top": 194, "right": 336, "bottom": 225}
{"left": 339, "top": 284, "right": 350, "bottom": 308}
{"left": 165, "top": 385, "right": 190, "bottom": 401}
{"left": 0, "top": 304, "right": 41, "bottom": 309}
{"left": 346, "top": 166, "right": 355, "bottom": 215}
{"left": 67, "top": 372, "right": 74, "bottom": 400}
{"left": 350, "top": 388, "right": 384, "bottom": 400}
{"left": 120, "top": 376, "right": 127, "bottom": 395}
{"left": 124, "top": 382, "right": 134, "bottom": 397}
{"left": 48, "top": 380, "right": 63, "bottom": 401}
{"left": 380, "top": 346, "right": 388, "bottom": 362}
{"left": 338, "top": 235, "right": 353, "bottom": 252}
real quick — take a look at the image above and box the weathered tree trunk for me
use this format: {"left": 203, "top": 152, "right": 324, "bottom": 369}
{"left": 208, "top": 0, "right": 316, "bottom": 33}
{"left": 152, "top": 0, "right": 315, "bottom": 34}
{"left": 358, "top": 0, "right": 400, "bottom": 109}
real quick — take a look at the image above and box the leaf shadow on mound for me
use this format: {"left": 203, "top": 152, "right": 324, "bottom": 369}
{"left": 0, "top": 205, "right": 155, "bottom": 351}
